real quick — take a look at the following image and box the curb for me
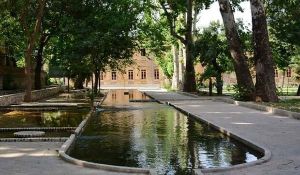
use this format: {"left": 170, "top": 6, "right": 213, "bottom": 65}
{"left": 0, "top": 137, "right": 68, "bottom": 142}
{"left": 0, "top": 127, "right": 76, "bottom": 132}
{"left": 167, "top": 102, "right": 272, "bottom": 174}
{"left": 215, "top": 98, "right": 300, "bottom": 120}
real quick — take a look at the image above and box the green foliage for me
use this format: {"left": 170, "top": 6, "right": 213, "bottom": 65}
{"left": 194, "top": 22, "right": 233, "bottom": 82}
{"left": 230, "top": 84, "right": 254, "bottom": 101}
{"left": 48, "top": 0, "right": 141, "bottom": 85}
{"left": 155, "top": 51, "right": 174, "bottom": 79}
{"left": 266, "top": 0, "right": 300, "bottom": 46}
{"left": 270, "top": 33, "right": 296, "bottom": 70}
{"left": 138, "top": 2, "right": 176, "bottom": 79}
{"left": 0, "top": 10, "right": 25, "bottom": 66}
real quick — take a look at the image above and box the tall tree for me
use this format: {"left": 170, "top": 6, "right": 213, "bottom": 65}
{"left": 160, "top": 0, "right": 196, "bottom": 92}
{"left": 194, "top": 22, "right": 233, "bottom": 95}
{"left": 34, "top": 0, "right": 62, "bottom": 90}
{"left": 218, "top": 0, "right": 255, "bottom": 100}
{"left": 250, "top": 0, "right": 278, "bottom": 102}
{"left": 20, "top": 0, "right": 47, "bottom": 101}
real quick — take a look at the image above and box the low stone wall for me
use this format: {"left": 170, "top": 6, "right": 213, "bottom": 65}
{"left": 0, "top": 86, "right": 64, "bottom": 106}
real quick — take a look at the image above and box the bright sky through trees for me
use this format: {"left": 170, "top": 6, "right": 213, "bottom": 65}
{"left": 198, "top": 1, "right": 251, "bottom": 28}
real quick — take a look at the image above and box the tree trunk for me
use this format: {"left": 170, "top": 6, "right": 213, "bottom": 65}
{"left": 183, "top": 0, "right": 196, "bottom": 92}
{"left": 94, "top": 70, "right": 99, "bottom": 94}
{"left": 34, "top": 34, "right": 48, "bottom": 90}
{"left": 209, "top": 78, "right": 213, "bottom": 96}
{"left": 74, "top": 75, "right": 85, "bottom": 89}
{"left": 172, "top": 45, "right": 179, "bottom": 90}
{"left": 250, "top": 0, "right": 278, "bottom": 102}
{"left": 297, "top": 84, "right": 300, "bottom": 96}
{"left": 178, "top": 43, "right": 185, "bottom": 90}
{"left": 23, "top": 0, "right": 46, "bottom": 102}
{"left": 98, "top": 74, "right": 101, "bottom": 92}
{"left": 216, "top": 73, "right": 223, "bottom": 95}
{"left": 67, "top": 77, "right": 70, "bottom": 93}
{"left": 218, "top": 0, "right": 255, "bottom": 101}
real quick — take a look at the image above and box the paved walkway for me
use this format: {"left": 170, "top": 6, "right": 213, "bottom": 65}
{"left": 143, "top": 91, "right": 300, "bottom": 175}
{"left": 0, "top": 142, "right": 145, "bottom": 175}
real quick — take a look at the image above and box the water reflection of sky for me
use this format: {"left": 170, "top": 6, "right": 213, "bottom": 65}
{"left": 71, "top": 90, "right": 262, "bottom": 175}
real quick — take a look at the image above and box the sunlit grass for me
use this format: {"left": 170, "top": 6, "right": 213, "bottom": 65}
{"left": 261, "top": 99, "right": 300, "bottom": 113}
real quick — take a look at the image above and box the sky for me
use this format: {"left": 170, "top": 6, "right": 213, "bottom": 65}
{"left": 197, "top": 1, "right": 252, "bottom": 28}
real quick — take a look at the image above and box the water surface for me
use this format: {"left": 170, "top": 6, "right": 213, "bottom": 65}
{"left": 70, "top": 90, "right": 262, "bottom": 175}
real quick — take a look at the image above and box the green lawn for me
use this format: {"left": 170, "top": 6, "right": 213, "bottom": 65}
{"left": 261, "top": 99, "right": 300, "bottom": 113}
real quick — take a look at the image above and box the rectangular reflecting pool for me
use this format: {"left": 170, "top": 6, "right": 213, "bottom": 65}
{"left": 70, "top": 90, "right": 262, "bottom": 175}
{"left": 0, "top": 110, "right": 89, "bottom": 128}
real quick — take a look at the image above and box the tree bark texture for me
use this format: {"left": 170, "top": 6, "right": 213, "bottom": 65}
{"left": 211, "top": 58, "right": 223, "bottom": 95}
{"left": 183, "top": 0, "right": 196, "bottom": 92}
{"left": 250, "top": 0, "right": 278, "bottom": 102}
{"left": 34, "top": 34, "right": 49, "bottom": 90}
{"left": 160, "top": 0, "right": 196, "bottom": 92}
{"left": 74, "top": 75, "right": 85, "bottom": 89}
{"left": 172, "top": 45, "right": 179, "bottom": 90}
{"left": 178, "top": 43, "right": 185, "bottom": 90}
{"left": 209, "top": 78, "right": 213, "bottom": 96}
{"left": 218, "top": 0, "right": 255, "bottom": 100}
{"left": 23, "top": 0, "right": 46, "bottom": 102}
{"left": 94, "top": 70, "right": 99, "bottom": 94}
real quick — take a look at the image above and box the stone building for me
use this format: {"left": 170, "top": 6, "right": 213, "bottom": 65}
{"left": 99, "top": 52, "right": 165, "bottom": 89}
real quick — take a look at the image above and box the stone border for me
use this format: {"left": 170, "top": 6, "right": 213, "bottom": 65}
{"left": 0, "top": 137, "right": 68, "bottom": 142}
{"left": 0, "top": 86, "right": 65, "bottom": 106}
{"left": 0, "top": 127, "right": 76, "bottom": 132}
{"left": 215, "top": 98, "right": 300, "bottom": 120}
{"left": 58, "top": 92, "right": 156, "bottom": 175}
{"left": 167, "top": 102, "right": 271, "bottom": 174}
{"left": 143, "top": 92, "right": 271, "bottom": 174}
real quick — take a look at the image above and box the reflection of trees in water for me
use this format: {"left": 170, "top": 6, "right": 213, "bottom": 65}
{"left": 77, "top": 111, "right": 139, "bottom": 166}
{"left": 0, "top": 110, "right": 86, "bottom": 127}
{"left": 72, "top": 104, "right": 254, "bottom": 175}
{"left": 41, "top": 111, "right": 86, "bottom": 127}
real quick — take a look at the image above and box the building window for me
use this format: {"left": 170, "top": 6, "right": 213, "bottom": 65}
{"left": 128, "top": 70, "right": 133, "bottom": 80}
{"left": 141, "top": 70, "right": 146, "bottom": 79}
{"left": 154, "top": 69, "right": 159, "bottom": 80}
{"left": 100, "top": 71, "right": 104, "bottom": 80}
{"left": 112, "top": 71, "right": 117, "bottom": 80}
{"left": 275, "top": 69, "right": 278, "bottom": 77}
{"left": 286, "top": 68, "right": 292, "bottom": 77}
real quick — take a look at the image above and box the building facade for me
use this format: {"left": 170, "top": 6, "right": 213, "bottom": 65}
{"left": 99, "top": 52, "right": 165, "bottom": 89}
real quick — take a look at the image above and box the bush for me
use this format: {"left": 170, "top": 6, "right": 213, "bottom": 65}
{"left": 230, "top": 84, "right": 253, "bottom": 101}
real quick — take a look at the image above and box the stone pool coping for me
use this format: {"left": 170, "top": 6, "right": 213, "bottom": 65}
{"left": 0, "top": 127, "right": 76, "bottom": 131}
{"left": 58, "top": 92, "right": 156, "bottom": 175}
{"left": 0, "top": 137, "right": 68, "bottom": 142}
{"left": 144, "top": 92, "right": 272, "bottom": 174}
{"left": 214, "top": 98, "right": 300, "bottom": 120}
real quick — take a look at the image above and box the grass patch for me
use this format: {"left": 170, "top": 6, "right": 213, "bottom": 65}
{"left": 261, "top": 99, "right": 300, "bottom": 113}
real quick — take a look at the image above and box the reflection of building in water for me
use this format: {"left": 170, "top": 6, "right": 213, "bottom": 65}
{"left": 103, "top": 90, "right": 149, "bottom": 106}
{"left": 111, "top": 91, "right": 117, "bottom": 102}
{"left": 129, "top": 91, "right": 133, "bottom": 100}
{"left": 99, "top": 52, "right": 165, "bottom": 89}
